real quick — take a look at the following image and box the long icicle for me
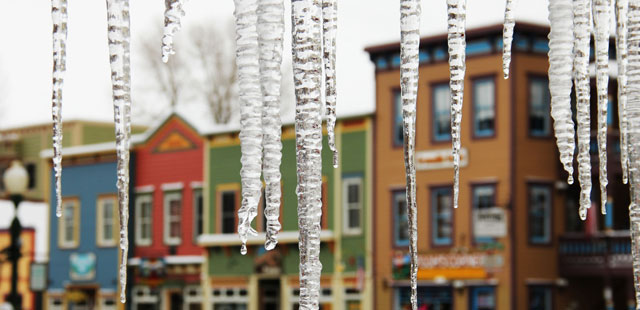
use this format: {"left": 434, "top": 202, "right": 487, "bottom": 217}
{"left": 105, "top": 0, "right": 132, "bottom": 303}
{"left": 548, "top": 0, "right": 576, "bottom": 185}
{"left": 447, "top": 0, "right": 466, "bottom": 209}
{"left": 234, "top": 0, "right": 263, "bottom": 256}
{"left": 51, "top": 0, "right": 68, "bottom": 218}
{"left": 616, "top": 0, "right": 630, "bottom": 184}
{"left": 257, "top": 0, "right": 284, "bottom": 251}
{"left": 502, "top": 0, "right": 516, "bottom": 79}
{"left": 593, "top": 0, "right": 610, "bottom": 214}
{"left": 323, "top": 0, "right": 339, "bottom": 168}
{"left": 161, "top": 0, "right": 187, "bottom": 63}
{"left": 291, "top": 1, "right": 323, "bottom": 308}
{"left": 574, "top": 0, "right": 593, "bottom": 220}
{"left": 400, "top": 1, "right": 420, "bottom": 309}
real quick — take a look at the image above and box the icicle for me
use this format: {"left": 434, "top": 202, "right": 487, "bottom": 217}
{"left": 51, "top": 0, "right": 67, "bottom": 218}
{"left": 234, "top": 0, "right": 263, "bottom": 256}
{"left": 616, "top": 0, "right": 630, "bottom": 184}
{"left": 105, "top": 0, "right": 131, "bottom": 303}
{"left": 574, "top": 0, "right": 593, "bottom": 220}
{"left": 400, "top": 1, "right": 420, "bottom": 309}
{"left": 593, "top": 0, "right": 610, "bottom": 214}
{"left": 161, "top": 0, "right": 187, "bottom": 63}
{"left": 323, "top": 0, "right": 339, "bottom": 168}
{"left": 502, "top": 0, "right": 516, "bottom": 79}
{"left": 447, "top": 0, "right": 466, "bottom": 210}
{"left": 291, "top": 0, "right": 323, "bottom": 308}
{"left": 257, "top": 0, "right": 284, "bottom": 251}
{"left": 548, "top": 0, "right": 576, "bottom": 185}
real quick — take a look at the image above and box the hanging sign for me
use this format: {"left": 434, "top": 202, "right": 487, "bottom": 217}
{"left": 473, "top": 207, "right": 507, "bottom": 238}
{"left": 70, "top": 253, "right": 96, "bottom": 281}
{"left": 416, "top": 148, "right": 468, "bottom": 171}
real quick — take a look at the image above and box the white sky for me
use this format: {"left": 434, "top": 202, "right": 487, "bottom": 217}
{"left": 0, "top": 0, "right": 550, "bottom": 129}
{"left": 0, "top": 200, "right": 49, "bottom": 262}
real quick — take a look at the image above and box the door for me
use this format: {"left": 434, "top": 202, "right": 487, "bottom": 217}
{"left": 258, "top": 279, "right": 280, "bottom": 310}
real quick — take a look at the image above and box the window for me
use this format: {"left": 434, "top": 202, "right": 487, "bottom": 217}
{"left": 59, "top": 198, "right": 79, "bottom": 248}
{"left": 473, "top": 78, "right": 496, "bottom": 137}
{"left": 193, "top": 188, "right": 204, "bottom": 239}
{"left": 343, "top": 177, "right": 363, "bottom": 235}
{"left": 393, "top": 90, "right": 403, "bottom": 146}
{"left": 135, "top": 195, "right": 153, "bottom": 246}
{"left": 471, "top": 286, "right": 496, "bottom": 310}
{"left": 26, "top": 163, "right": 36, "bottom": 189}
{"left": 395, "top": 287, "right": 453, "bottom": 310}
{"left": 164, "top": 191, "right": 182, "bottom": 245}
{"left": 221, "top": 191, "right": 237, "bottom": 234}
{"left": 97, "top": 195, "right": 117, "bottom": 246}
{"left": 393, "top": 190, "right": 409, "bottom": 247}
{"left": 529, "top": 184, "right": 552, "bottom": 244}
{"left": 431, "top": 187, "right": 453, "bottom": 246}
{"left": 472, "top": 184, "right": 496, "bottom": 244}
{"left": 529, "top": 77, "right": 551, "bottom": 136}
{"left": 529, "top": 286, "right": 552, "bottom": 310}
{"left": 433, "top": 84, "right": 451, "bottom": 141}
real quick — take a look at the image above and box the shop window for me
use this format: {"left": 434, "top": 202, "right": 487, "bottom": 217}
{"left": 394, "top": 286, "right": 453, "bottom": 310}
{"left": 221, "top": 190, "right": 237, "bottom": 234}
{"left": 473, "top": 77, "right": 496, "bottom": 137}
{"left": 343, "top": 177, "right": 363, "bottom": 235}
{"left": 433, "top": 84, "right": 451, "bottom": 141}
{"left": 26, "top": 162, "right": 36, "bottom": 189}
{"left": 529, "top": 77, "right": 551, "bottom": 137}
{"left": 193, "top": 188, "right": 204, "bottom": 240}
{"left": 529, "top": 184, "right": 552, "bottom": 244}
{"left": 472, "top": 184, "right": 496, "bottom": 244}
{"left": 393, "top": 190, "right": 409, "bottom": 247}
{"left": 214, "top": 304, "right": 247, "bottom": 310}
{"left": 97, "top": 195, "right": 118, "bottom": 247}
{"left": 431, "top": 186, "right": 453, "bottom": 246}
{"left": 164, "top": 191, "right": 182, "bottom": 245}
{"left": 393, "top": 90, "right": 403, "bottom": 147}
{"left": 59, "top": 198, "right": 79, "bottom": 248}
{"left": 529, "top": 286, "right": 552, "bottom": 310}
{"left": 135, "top": 194, "right": 153, "bottom": 246}
{"left": 471, "top": 286, "right": 496, "bottom": 310}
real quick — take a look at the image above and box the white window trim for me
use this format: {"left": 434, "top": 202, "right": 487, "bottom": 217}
{"left": 343, "top": 177, "right": 363, "bottom": 235}
{"left": 96, "top": 196, "right": 118, "bottom": 247}
{"left": 58, "top": 199, "right": 79, "bottom": 249}
{"left": 164, "top": 191, "right": 183, "bottom": 245}
{"left": 135, "top": 185, "right": 155, "bottom": 194}
{"left": 193, "top": 188, "right": 204, "bottom": 240}
{"left": 190, "top": 181, "right": 204, "bottom": 189}
{"left": 161, "top": 182, "right": 184, "bottom": 191}
{"left": 135, "top": 195, "right": 153, "bottom": 246}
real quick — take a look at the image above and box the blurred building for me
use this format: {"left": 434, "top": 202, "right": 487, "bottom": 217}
{"left": 366, "top": 22, "right": 631, "bottom": 310}
{"left": 0, "top": 228, "right": 36, "bottom": 309}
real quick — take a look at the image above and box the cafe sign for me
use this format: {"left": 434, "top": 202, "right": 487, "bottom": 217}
{"left": 473, "top": 207, "right": 507, "bottom": 238}
{"left": 70, "top": 253, "right": 96, "bottom": 281}
{"left": 416, "top": 148, "right": 468, "bottom": 171}
{"left": 393, "top": 253, "right": 503, "bottom": 280}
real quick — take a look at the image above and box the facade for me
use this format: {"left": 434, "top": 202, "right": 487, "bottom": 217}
{"left": 199, "top": 115, "right": 374, "bottom": 310}
{"left": 0, "top": 228, "right": 36, "bottom": 309}
{"left": 365, "top": 23, "right": 623, "bottom": 310}
{"left": 129, "top": 114, "right": 206, "bottom": 310}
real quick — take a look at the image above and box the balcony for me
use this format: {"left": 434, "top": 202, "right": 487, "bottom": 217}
{"left": 558, "top": 231, "right": 632, "bottom": 277}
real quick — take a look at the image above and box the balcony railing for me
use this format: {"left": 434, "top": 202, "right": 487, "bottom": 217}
{"left": 558, "top": 231, "right": 632, "bottom": 276}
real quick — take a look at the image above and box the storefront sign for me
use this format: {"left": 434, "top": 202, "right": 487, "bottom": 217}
{"left": 70, "top": 253, "right": 96, "bottom": 281}
{"left": 473, "top": 207, "right": 507, "bottom": 238}
{"left": 393, "top": 253, "right": 503, "bottom": 280}
{"left": 416, "top": 148, "right": 468, "bottom": 171}
{"left": 30, "top": 263, "right": 47, "bottom": 291}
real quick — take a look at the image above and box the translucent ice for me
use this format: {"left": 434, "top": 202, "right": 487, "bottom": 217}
{"left": 51, "top": 0, "right": 68, "bottom": 218}
{"left": 323, "top": 0, "right": 339, "bottom": 168}
{"left": 162, "top": 0, "right": 187, "bottom": 63}
{"left": 616, "top": 0, "right": 630, "bottom": 184}
{"left": 502, "top": 0, "right": 516, "bottom": 79}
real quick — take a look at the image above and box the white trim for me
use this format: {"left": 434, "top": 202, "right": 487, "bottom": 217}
{"left": 96, "top": 196, "right": 118, "bottom": 247}
{"left": 198, "top": 230, "right": 335, "bottom": 247}
{"left": 190, "top": 181, "right": 204, "bottom": 189}
{"left": 135, "top": 195, "right": 153, "bottom": 246}
{"left": 343, "top": 177, "right": 363, "bottom": 235}
{"left": 135, "top": 185, "right": 155, "bottom": 193}
{"left": 164, "top": 191, "right": 183, "bottom": 245}
{"left": 40, "top": 134, "right": 144, "bottom": 158}
{"left": 193, "top": 188, "right": 204, "bottom": 240}
{"left": 161, "top": 182, "right": 184, "bottom": 191}
{"left": 165, "top": 255, "right": 205, "bottom": 264}
{"left": 58, "top": 199, "right": 79, "bottom": 249}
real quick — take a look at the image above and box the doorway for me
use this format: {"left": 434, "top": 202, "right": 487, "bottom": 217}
{"left": 258, "top": 279, "right": 280, "bottom": 310}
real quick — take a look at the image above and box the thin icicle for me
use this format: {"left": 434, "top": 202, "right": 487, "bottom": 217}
{"left": 400, "top": 1, "right": 420, "bottom": 309}
{"left": 161, "top": 0, "right": 187, "bottom": 63}
{"left": 502, "top": 0, "right": 516, "bottom": 79}
{"left": 257, "top": 0, "right": 284, "bottom": 251}
{"left": 105, "top": 0, "right": 131, "bottom": 303}
{"left": 51, "top": 0, "right": 67, "bottom": 218}
{"left": 574, "top": 0, "right": 593, "bottom": 220}
{"left": 548, "top": 0, "right": 576, "bottom": 185}
{"left": 593, "top": 0, "right": 610, "bottom": 214}
{"left": 291, "top": 1, "right": 323, "bottom": 308}
{"left": 447, "top": 0, "right": 466, "bottom": 210}
{"left": 234, "top": 0, "right": 263, "bottom": 256}
{"left": 323, "top": 0, "right": 338, "bottom": 168}
{"left": 616, "top": 0, "right": 630, "bottom": 184}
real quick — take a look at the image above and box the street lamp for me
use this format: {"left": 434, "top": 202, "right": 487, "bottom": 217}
{"left": 3, "top": 160, "right": 28, "bottom": 310}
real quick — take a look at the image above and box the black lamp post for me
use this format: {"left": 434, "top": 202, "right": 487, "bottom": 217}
{"left": 3, "top": 161, "right": 28, "bottom": 310}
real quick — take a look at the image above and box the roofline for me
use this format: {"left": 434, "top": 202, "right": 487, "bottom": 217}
{"left": 134, "top": 111, "right": 204, "bottom": 146}
{"left": 40, "top": 134, "right": 145, "bottom": 159}
{"left": 0, "top": 118, "right": 146, "bottom": 133}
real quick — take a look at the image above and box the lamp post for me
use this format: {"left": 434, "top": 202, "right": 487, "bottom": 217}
{"left": 3, "top": 160, "right": 28, "bottom": 310}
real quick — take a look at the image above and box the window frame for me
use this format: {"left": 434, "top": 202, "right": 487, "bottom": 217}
{"left": 470, "top": 286, "right": 497, "bottom": 310}
{"left": 217, "top": 184, "right": 240, "bottom": 234}
{"left": 471, "top": 183, "right": 497, "bottom": 245}
{"left": 343, "top": 176, "right": 363, "bottom": 235}
{"left": 58, "top": 197, "right": 80, "bottom": 249}
{"left": 193, "top": 187, "right": 204, "bottom": 241}
{"left": 431, "top": 82, "right": 452, "bottom": 143}
{"left": 392, "top": 88, "right": 403, "bottom": 148}
{"left": 163, "top": 191, "right": 183, "bottom": 245}
{"left": 528, "top": 182, "right": 553, "bottom": 245}
{"left": 471, "top": 75, "right": 497, "bottom": 139}
{"left": 528, "top": 285, "right": 553, "bottom": 310}
{"left": 134, "top": 194, "right": 153, "bottom": 246}
{"left": 430, "top": 185, "right": 454, "bottom": 247}
{"left": 528, "top": 75, "right": 552, "bottom": 138}
{"left": 96, "top": 194, "right": 118, "bottom": 247}
{"left": 392, "top": 189, "right": 409, "bottom": 248}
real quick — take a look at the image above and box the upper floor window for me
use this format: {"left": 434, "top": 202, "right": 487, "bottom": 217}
{"left": 393, "top": 190, "right": 409, "bottom": 247}
{"left": 433, "top": 84, "right": 451, "bottom": 141}
{"left": 431, "top": 187, "right": 453, "bottom": 246}
{"left": 193, "top": 188, "right": 204, "bottom": 240}
{"left": 393, "top": 90, "right": 403, "bottom": 147}
{"left": 470, "top": 286, "right": 496, "bottom": 310}
{"left": 221, "top": 190, "right": 237, "bottom": 234}
{"left": 472, "top": 184, "right": 496, "bottom": 244}
{"left": 529, "top": 184, "right": 552, "bottom": 244}
{"left": 164, "top": 191, "right": 182, "bottom": 245}
{"left": 343, "top": 177, "right": 363, "bottom": 235}
{"left": 529, "top": 77, "right": 551, "bottom": 137}
{"left": 529, "top": 286, "right": 552, "bottom": 310}
{"left": 473, "top": 77, "right": 496, "bottom": 137}
{"left": 25, "top": 163, "right": 36, "bottom": 189}
{"left": 97, "top": 195, "right": 117, "bottom": 247}
{"left": 135, "top": 194, "right": 153, "bottom": 246}
{"left": 59, "top": 198, "right": 79, "bottom": 248}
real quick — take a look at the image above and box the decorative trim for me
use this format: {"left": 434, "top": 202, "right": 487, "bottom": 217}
{"left": 135, "top": 185, "right": 155, "bottom": 193}
{"left": 161, "top": 182, "right": 184, "bottom": 191}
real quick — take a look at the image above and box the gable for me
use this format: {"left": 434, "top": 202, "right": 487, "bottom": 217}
{"left": 154, "top": 131, "right": 196, "bottom": 153}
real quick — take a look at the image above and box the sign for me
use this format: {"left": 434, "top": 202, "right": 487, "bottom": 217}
{"left": 30, "top": 263, "right": 47, "bottom": 291}
{"left": 416, "top": 148, "right": 468, "bottom": 171}
{"left": 70, "top": 253, "right": 96, "bottom": 281}
{"left": 473, "top": 207, "right": 507, "bottom": 238}
{"left": 393, "top": 253, "right": 503, "bottom": 280}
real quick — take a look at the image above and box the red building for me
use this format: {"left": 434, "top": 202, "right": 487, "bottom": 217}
{"left": 129, "top": 113, "right": 206, "bottom": 310}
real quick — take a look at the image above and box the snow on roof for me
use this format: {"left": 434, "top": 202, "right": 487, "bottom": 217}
{"left": 40, "top": 133, "right": 145, "bottom": 159}
{"left": 0, "top": 200, "right": 49, "bottom": 263}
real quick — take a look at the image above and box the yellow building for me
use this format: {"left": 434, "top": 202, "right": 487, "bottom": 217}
{"left": 0, "top": 228, "right": 36, "bottom": 310}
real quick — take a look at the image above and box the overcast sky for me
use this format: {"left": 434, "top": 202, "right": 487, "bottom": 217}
{"left": 0, "top": 0, "right": 550, "bottom": 129}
